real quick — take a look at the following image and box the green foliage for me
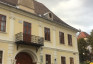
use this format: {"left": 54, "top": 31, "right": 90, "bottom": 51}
{"left": 78, "top": 38, "right": 90, "bottom": 63}
{"left": 88, "top": 30, "right": 93, "bottom": 51}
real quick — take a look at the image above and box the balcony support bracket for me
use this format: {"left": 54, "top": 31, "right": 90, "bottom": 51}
{"left": 17, "top": 44, "right": 19, "bottom": 50}
{"left": 36, "top": 46, "right": 40, "bottom": 53}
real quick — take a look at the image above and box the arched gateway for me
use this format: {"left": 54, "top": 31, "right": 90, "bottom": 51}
{"left": 15, "top": 52, "right": 36, "bottom": 64}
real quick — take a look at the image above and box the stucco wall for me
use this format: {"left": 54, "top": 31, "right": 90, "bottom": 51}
{"left": 0, "top": 3, "right": 79, "bottom": 64}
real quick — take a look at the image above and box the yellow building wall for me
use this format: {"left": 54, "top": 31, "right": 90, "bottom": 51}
{"left": 0, "top": 42, "right": 9, "bottom": 64}
{"left": 0, "top": 3, "right": 79, "bottom": 64}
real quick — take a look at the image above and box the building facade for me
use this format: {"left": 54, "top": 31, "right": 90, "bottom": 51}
{"left": 0, "top": 0, "right": 79, "bottom": 64}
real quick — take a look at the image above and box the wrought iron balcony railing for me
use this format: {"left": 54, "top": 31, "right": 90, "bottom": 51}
{"left": 15, "top": 32, "right": 44, "bottom": 46}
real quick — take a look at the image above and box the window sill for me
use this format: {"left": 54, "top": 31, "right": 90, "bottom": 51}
{"left": 68, "top": 45, "right": 73, "bottom": 47}
{"left": 0, "top": 31, "right": 7, "bottom": 34}
{"left": 60, "top": 43, "right": 66, "bottom": 45}
{"left": 45, "top": 40, "right": 51, "bottom": 43}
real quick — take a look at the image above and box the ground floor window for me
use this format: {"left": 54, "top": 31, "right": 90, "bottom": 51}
{"left": 70, "top": 57, "right": 74, "bottom": 64}
{"left": 61, "top": 56, "right": 66, "bottom": 64}
{"left": 0, "top": 51, "right": 3, "bottom": 64}
{"left": 46, "top": 54, "right": 51, "bottom": 64}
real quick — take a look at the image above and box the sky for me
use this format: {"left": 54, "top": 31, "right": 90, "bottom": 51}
{"left": 37, "top": 0, "right": 93, "bottom": 34}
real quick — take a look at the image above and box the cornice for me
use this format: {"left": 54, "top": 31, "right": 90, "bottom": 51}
{"left": 43, "top": 46, "right": 79, "bottom": 54}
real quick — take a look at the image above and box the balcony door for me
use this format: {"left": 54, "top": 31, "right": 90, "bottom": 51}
{"left": 23, "top": 22, "right": 31, "bottom": 42}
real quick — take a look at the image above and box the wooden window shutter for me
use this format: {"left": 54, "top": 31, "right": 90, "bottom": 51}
{"left": 48, "top": 28, "right": 50, "bottom": 41}
{"left": 59, "top": 32, "right": 64, "bottom": 44}
{"left": 44, "top": 27, "right": 50, "bottom": 41}
{"left": 62, "top": 32, "right": 64, "bottom": 44}
{"left": 0, "top": 51, "right": 3, "bottom": 64}
{"left": 70, "top": 57, "right": 74, "bottom": 64}
{"left": 0, "top": 15, "right": 2, "bottom": 31}
{"left": 0, "top": 14, "right": 6, "bottom": 32}
{"left": 23, "top": 22, "right": 31, "bottom": 42}
{"left": 61, "top": 56, "right": 66, "bottom": 64}
{"left": 68, "top": 34, "right": 72, "bottom": 46}
{"left": 46, "top": 54, "right": 51, "bottom": 64}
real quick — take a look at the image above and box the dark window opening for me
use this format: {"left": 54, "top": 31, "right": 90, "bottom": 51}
{"left": 23, "top": 22, "right": 31, "bottom": 42}
{"left": 61, "top": 56, "right": 66, "bottom": 64}
{"left": 68, "top": 34, "right": 72, "bottom": 46}
{"left": 46, "top": 54, "right": 51, "bottom": 64}
{"left": 59, "top": 32, "right": 64, "bottom": 44}
{"left": 0, "top": 51, "right": 3, "bottom": 64}
{"left": 70, "top": 57, "right": 74, "bottom": 64}
{"left": 49, "top": 13, "right": 52, "bottom": 18}
{"left": 44, "top": 27, "right": 50, "bottom": 41}
{"left": 0, "top": 14, "right": 6, "bottom": 32}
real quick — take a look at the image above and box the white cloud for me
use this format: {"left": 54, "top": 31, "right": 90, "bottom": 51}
{"left": 37, "top": 0, "right": 93, "bottom": 34}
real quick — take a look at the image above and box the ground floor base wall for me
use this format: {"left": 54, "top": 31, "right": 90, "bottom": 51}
{"left": 0, "top": 42, "right": 79, "bottom": 64}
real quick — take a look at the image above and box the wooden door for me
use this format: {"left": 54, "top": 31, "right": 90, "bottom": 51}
{"left": 15, "top": 52, "right": 34, "bottom": 64}
{"left": 23, "top": 22, "right": 31, "bottom": 42}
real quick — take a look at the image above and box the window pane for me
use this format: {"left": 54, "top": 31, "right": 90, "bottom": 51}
{"left": 59, "top": 32, "right": 64, "bottom": 44}
{"left": 24, "top": 22, "right": 27, "bottom": 27}
{"left": 1, "top": 22, "right": 4, "bottom": 31}
{"left": 68, "top": 34, "right": 72, "bottom": 46}
{"left": 28, "top": 23, "right": 31, "bottom": 28}
{"left": 2, "top": 16, "right": 6, "bottom": 21}
{"left": 0, "top": 14, "right": 6, "bottom": 32}
{"left": 70, "top": 57, "right": 74, "bottom": 64}
{"left": 28, "top": 29, "right": 31, "bottom": 34}
{"left": 0, "top": 51, "right": 3, "bottom": 64}
{"left": 24, "top": 28, "right": 27, "bottom": 34}
{"left": 46, "top": 54, "right": 51, "bottom": 64}
{"left": 44, "top": 27, "right": 50, "bottom": 41}
{"left": 61, "top": 56, "right": 66, "bottom": 64}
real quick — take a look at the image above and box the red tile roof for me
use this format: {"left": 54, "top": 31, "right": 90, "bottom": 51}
{"left": 78, "top": 32, "right": 89, "bottom": 39}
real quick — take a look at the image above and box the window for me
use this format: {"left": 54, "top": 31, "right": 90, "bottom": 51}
{"left": 46, "top": 54, "right": 51, "bottom": 64}
{"left": 44, "top": 27, "right": 50, "bottom": 41}
{"left": 59, "top": 32, "right": 64, "bottom": 44}
{"left": 49, "top": 13, "right": 52, "bottom": 18}
{"left": 0, "top": 51, "right": 3, "bottom": 64}
{"left": 23, "top": 22, "right": 31, "bottom": 42}
{"left": 0, "top": 14, "right": 6, "bottom": 32}
{"left": 61, "top": 56, "right": 66, "bottom": 64}
{"left": 70, "top": 57, "right": 74, "bottom": 64}
{"left": 24, "top": 22, "right": 31, "bottom": 35}
{"left": 68, "top": 34, "right": 72, "bottom": 46}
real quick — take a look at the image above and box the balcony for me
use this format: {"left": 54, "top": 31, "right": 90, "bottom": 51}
{"left": 15, "top": 32, "right": 44, "bottom": 47}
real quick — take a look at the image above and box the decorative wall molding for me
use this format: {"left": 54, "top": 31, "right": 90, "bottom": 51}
{"left": 43, "top": 46, "right": 79, "bottom": 53}
{"left": 13, "top": 48, "right": 38, "bottom": 63}
{"left": 7, "top": 43, "right": 14, "bottom": 64}
{"left": 53, "top": 29, "right": 56, "bottom": 47}
{"left": 9, "top": 13, "right": 15, "bottom": 41}
{"left": 0, "top": 39, "right": 14, "bottom": 44}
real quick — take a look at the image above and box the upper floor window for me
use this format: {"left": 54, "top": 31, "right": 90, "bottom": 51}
{"left": 68, "top": 34, "right": 72, "bottom": 46}
{"left": 46, "top": 54, "right": 51, "bottom": 64}
{"left": 61, "top": 56, "right": 66, "bottom": 64}
{"left": 70, "top": 57, "right": 74, "bottom": 64}
{"left": 49, "top": 13, "right": 52, "bottom": 18}
{"left": 59, "top": 32, "right": 64, "bottom": 44}
{"left": 44, "top": 27, "right": 50, "bottom": 41}
{"left": 23, "top": 22, "right": 31, "bottom": 42}
{"left": 0, "top": 51, "right": 3, "bottom": 64}
{"left": 0, "top": 14, "right": 6, "bottom": 32}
